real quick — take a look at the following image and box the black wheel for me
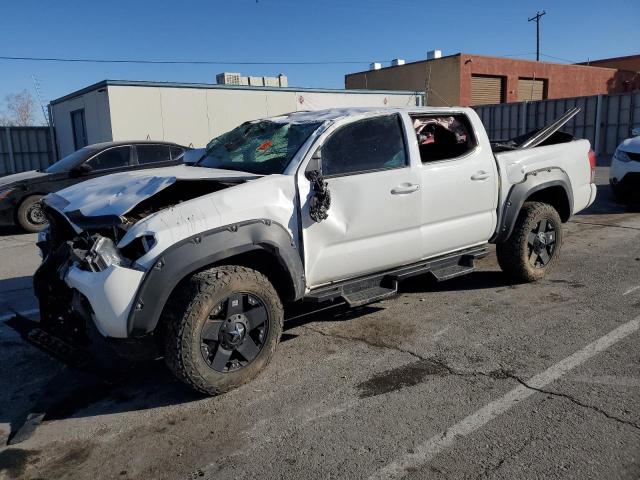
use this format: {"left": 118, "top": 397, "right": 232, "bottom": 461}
{"left": 496, "top": 202, "right": 563, "bottom": 282}
{"left": 16, "top": 195, "right": 47, "bottom": 232}
{"left": 163, "top": 265, "right": 283, "bottom": 395}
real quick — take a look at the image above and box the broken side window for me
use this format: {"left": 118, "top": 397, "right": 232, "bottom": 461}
{"left": 321, "top": 114, "right": 407, "bottom": 177}
{"left": 411, "top": 114, "right": 476, "bottom": 163}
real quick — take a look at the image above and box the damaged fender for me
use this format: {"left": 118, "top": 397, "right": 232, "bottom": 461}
{"left": 126, "top": 219, "right": 304, "bottom": 337}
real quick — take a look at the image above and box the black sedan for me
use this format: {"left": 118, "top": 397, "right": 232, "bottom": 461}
{"left": 0, "top": 141, "right": 187, "bottom": 232}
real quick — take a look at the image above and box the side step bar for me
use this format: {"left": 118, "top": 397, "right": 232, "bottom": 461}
{"left": 305, "top": 245, "right": 488, "bottom": 306}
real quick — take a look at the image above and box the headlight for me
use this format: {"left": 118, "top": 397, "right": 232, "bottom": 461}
{"left": 85, "top": 236, "right": 127, "bottom": 271}
{"left": 0, "top": 188, "right": 14, "bottom": 200}
{"left": 614, "top": 149, "right": 630, "bottom": 163}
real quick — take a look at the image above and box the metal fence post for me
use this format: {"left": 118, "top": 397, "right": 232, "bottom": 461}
{"left": 4, "top": 127, "right": 16, "bottom": 174}
{"left": 594, "top": 95, "right": 603, "bottom": 156}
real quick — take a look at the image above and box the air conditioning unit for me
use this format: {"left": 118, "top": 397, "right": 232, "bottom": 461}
{"left": 391, "top": 58, "right": 406, "bottom": 66}
{"left": 427, "top": 50, "right": 442, "bottom": 60}
{"left": 369, "top": 62, "right": 382, "bottom": 70}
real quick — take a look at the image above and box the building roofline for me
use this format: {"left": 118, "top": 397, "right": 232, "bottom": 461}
{"left": 345, "top": 52, "right": 621, "bottom": 78}
{"left": 576, "top": 53, "right": 640, "bottom": 65}
{"left": 345, "top": 53, "right": 462, "bottom": 77}
{"left": 49, "top": 79, "right": 423, "bottom": 105}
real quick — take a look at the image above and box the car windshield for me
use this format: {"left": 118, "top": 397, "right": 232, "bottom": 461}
{"left": 45, "top": 147, "right": 97, "bottom": 173}
{"left": 197, "top": 120, "right": 322, "bottom": 175}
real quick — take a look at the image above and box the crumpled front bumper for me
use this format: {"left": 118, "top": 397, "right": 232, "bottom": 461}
{"left": 64, "top": 263, "right": 145, "bottom": 338}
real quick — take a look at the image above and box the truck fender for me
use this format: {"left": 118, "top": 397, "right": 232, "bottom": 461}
{"left": 126, "top": 219, "right": 304, "bottom": 337}
{"left": 491, "top": 168, "right": 573, "bottom": 243}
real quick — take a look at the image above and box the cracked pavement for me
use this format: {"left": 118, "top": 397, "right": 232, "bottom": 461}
{"left": 0, "top": 166, "right": 639, "bottom": 480}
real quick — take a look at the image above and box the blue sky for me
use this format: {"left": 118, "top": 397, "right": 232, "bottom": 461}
{"left": 0, "top": 0, "right": 638, "bottom": 120}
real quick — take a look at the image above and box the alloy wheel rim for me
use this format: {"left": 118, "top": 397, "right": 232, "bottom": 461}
{"left": 28, "top": 202, "right": 46, "bottom": 225}
{"left": 527, "top": 217, "right": 557, "bottom": 268}
{"left": 199, "top": 292, "right": 268, "bottom": 373}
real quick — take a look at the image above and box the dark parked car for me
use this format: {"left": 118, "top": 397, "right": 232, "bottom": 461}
{"left": 0, "top": 141, "right": 188, "bottom": 232}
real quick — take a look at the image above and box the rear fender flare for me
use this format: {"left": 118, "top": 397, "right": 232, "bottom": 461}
{"left": 126, "top": 219, "right": 304, "bottom": 337}
{"left": 491, "top": 168, "right": 573, "bottom": 243}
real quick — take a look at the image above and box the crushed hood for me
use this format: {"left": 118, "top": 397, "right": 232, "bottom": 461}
{"left": 44, "top": 164, "right": 258, "bottom": 226}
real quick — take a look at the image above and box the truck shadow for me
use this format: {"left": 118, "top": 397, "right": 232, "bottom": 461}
{"left": 0, "top": 266, "right": 522, "bottom": 447}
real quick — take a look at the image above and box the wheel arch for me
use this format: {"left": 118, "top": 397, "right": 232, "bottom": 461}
{"left": 492, "top": 168, "right": 573, "bottom": 243}
{"left": 127, "top": 219, "right": 304, "bottom": 337}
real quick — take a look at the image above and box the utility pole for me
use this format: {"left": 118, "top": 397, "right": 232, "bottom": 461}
{"left": 528, "top": 10, "right": 546, "bottom": 61}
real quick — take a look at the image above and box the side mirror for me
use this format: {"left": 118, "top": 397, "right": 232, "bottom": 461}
{"left": 306, "top": 149, "right": 331, "bottom": 223}
{"left": 183, "top": 148, "right": 206, "bottom": 165}
{"left": 631, "top": 127, "right": 640, "bottom": 137}
{"left": 305, "top": 149, "right": 322, "bottom": 180}
{"left": 69, "top": 163, "right": 92, "bottom": 178}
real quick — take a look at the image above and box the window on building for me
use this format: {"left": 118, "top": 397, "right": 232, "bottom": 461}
{"left": 471, "top": 75, "right": 505, "bottom": 105}
{"left": 410, "top": 114, "right": 477, "bottom": 163}
{"left": 86, "top": 146, "right": 131, "bottom": 171}
{"left": 136, "top": 144, "right": 172, "bottom": 164}
{"left": 70, "top": 109, "right": 88, "bottom": 151}
{"left": 517, "top": 78, "right": 547, "bottom": 101}
{"left": 321, "top": 115, "right": 407, "bottom": 176}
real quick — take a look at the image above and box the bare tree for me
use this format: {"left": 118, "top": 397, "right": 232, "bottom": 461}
{"left": 0, "top": 90, "right": 37, "bottom": 126}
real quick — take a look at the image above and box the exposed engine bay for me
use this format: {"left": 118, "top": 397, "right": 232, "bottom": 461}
{"left": 34, "top": 175, "right": 253, "bottom": 347}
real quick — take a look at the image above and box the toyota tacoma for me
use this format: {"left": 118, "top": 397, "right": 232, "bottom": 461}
{"left": 33, "top": 107, "right": 597, "bottom": 395}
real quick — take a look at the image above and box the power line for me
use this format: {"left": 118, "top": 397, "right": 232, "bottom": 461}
{"left": 539, "top": 53, "right": 579, "bottom": 64}
{"left": 0, "top": 52, "right": 549, "bottom": 67}
{"left": 0, "top": 55, "right": 385, "bottom": 66}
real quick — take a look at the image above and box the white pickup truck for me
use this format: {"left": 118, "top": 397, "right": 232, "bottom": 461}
{"left": 34, "top": 106, "right": 596, "bottom": 394}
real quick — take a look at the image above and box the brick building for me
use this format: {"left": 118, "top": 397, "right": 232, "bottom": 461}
{"left": 577, "top": 54, "right": 640, "bottom": 73}
{"left": 345, "top": 53, "right": 640, "bottom": 106}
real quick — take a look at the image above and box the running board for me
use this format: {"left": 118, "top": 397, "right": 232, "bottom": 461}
{"left": 343, "top": 284, "right": 398, "bottom": 308}
{"left": 430, "top": 264, "right": 475, "bottom": 282}
{"left": 305, "top": 245, "right": 488, "bottom": 305}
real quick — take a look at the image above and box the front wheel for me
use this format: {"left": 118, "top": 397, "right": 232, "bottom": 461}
{"left": 496, "top": 202, "right": 563, "bottom": 282}
{"left": 17, "top": 195, "right": 47, "bottom": 232}
{"left": 163, "top": 265, "right": 283, "bottom": 395}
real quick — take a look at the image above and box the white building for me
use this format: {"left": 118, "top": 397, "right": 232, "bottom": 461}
{"left": 49, "top": 80, "right": 422, "bottom": 158}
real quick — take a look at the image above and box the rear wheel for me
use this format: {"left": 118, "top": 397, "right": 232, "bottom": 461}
{"left": 496, "top": 202, "right": 562, "bottom": 282}
{"left": 163, "top": 265, "right": 283, "bottom": 395}
{"left": 16, "top": 195, "right": 47, "bottom": 232}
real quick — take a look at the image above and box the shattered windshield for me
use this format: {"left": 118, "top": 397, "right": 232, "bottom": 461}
{"left": 197, "top": 120, "right": 322, "bottom": 175}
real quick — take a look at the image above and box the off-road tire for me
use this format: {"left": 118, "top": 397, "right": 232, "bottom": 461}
{"left": 16, "top": 195, "right": 47, "bottom": 232}
{"left": 162, "top": 265, "right": 283, "bottom": 395}
{"left": 496, "top": 201, "right": 563, "bottom": 282}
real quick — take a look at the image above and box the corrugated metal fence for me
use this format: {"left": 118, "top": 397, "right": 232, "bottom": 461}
{"left": 474, "top": 91, "right": 640, "bottom": 156}
{"left": 0, "top": 126, "right": 56, "bottom": 176}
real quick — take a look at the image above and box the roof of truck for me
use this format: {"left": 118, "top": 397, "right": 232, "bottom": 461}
{"left": 271, "top": 106, "right": 471, "bottom": 124}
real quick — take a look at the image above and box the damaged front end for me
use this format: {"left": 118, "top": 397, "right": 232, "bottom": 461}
{"left": 33, "top": 203, "right": 153, "bottom": 360}
{"left": 32, "top": 172, "right": 253, "bottom": 361}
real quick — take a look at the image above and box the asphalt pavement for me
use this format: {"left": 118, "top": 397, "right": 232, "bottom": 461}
{"left": 0, "top": 167, "right": 638, "bottom": 480}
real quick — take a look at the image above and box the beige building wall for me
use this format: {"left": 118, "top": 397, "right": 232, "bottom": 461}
{"left": 345, "top": 55, "right": 461, "bottom": 106}
{"left": 53, "top": 83, "right": 421, "bottom": 155}
{"left": 51, "top": 89, "right": 113, "bottom": 158}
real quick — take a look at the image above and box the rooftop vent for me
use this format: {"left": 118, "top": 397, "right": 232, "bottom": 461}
{"left": 391, "top": 58, "right": 406, "bottom": 66}
{"left": 369, "top": 62, "right": 382, "bottom": 70}
{"left": 427, "top": 50, "right": 442, "bottom": 60}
